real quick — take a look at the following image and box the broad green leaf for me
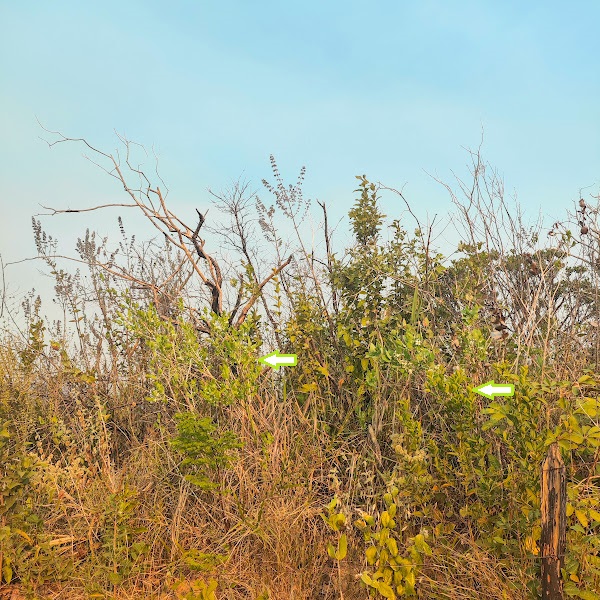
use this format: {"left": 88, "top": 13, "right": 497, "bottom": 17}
{"left": 414, "top": 534, "right": 432, "bottom": 556}
{"left": 386, "top": 537, "right": 399, "bottom": 557}
{"left": 587, "top": 426, "right": 600, "bottom": 438}
{"left": 336, "top": 534, "right": 347, "bottom": 560}
{"left": 577, "top": 590, "right": 600, "bottom": 600}
{"left": 13, "top": 528, "right": 33, "bottom": 544}
{"left": 206, "top": 579, "right": 218, "bottom": 594}
{"left": 575, "top": 510, "right": 589, "bottom": 528}
{"left": 2, "top": 563, "right": 12, "bottom": 584}
{"left": 300, "top": 382, "right": 318, "bottom": 393}
{"left": 327, "top": 543, "right": 337, "bottom": 559}
{"left": 562, "top": 432, "right": 584, "bottom": 445}
{"left": 316, "top": 365, "right": 329, "bottom": 377}
{"left": 108, "top": 572, "right": 123, "bottom": 584}
{"left": 361, "top": 572, "right": 374, "bottom": 587}
{"left": 589, "top": 509, "right": 600, "bottom": 522}
{"left": 381, "top": 511, "right": 392, "bottom": 528}
{"left": 376, "top": 581, "right": 396, "bottom": 599}
{"left": 564, "top": 581, "right": 580, "bottom": 596}
{"left": 576, "top": 398, "right": 598, "bottom": 417}
{"left": 335, "top": 513, "right": 346, "bottom": 528}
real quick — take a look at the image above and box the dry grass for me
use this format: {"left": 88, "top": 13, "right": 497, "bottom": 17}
{"left": 4, "top": 143, "right": 600, "bottom": 598}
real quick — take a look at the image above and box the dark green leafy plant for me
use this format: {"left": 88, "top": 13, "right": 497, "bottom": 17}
{"left": 171, "top": 412, "right": 241, "bottom": 491}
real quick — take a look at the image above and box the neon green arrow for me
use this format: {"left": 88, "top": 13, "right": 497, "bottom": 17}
{"left": 258, "top": 351, "right": 298, "bottom": 371}
{"left": 472, "top": 380, "right": 515, "bottom": 400}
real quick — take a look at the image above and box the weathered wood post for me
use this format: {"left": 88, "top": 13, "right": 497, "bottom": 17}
{"left": 540, "top": 442, "right": 566, "bottom": 599}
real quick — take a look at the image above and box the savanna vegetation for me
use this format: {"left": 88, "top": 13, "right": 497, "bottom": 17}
{"left": 2, "top": 133, "right": 600, "bottom": 599}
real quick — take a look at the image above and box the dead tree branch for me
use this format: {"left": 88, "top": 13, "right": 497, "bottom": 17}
{"left": 38, "top": 126, "right": 293, "bottom": 328}
{"left": 233, "top": 255, "right": 293, "bottom": 327}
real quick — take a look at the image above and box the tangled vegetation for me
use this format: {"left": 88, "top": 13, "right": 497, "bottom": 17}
{"left": 1, "top": 134, "right": 600, "bottom": 599}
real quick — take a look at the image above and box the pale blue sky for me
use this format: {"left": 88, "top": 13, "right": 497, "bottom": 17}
{"left": 1, "top": 1, "right": 599, "bottom": 313}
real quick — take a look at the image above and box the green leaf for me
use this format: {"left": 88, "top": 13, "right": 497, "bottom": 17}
{"left": 381, "top": 511, "right": 394, "bottom": 528}
{"left": 316, "top": 364, "right": 330, "bottom": 377}
{"left": 386, "top": 537, "right": 399, "bottom": 557}
{"left": 404, "top": 569, "right": 416, "bottom": 594}
{"left": 576, "top": 398, "right": 598, "bottom": 417}
{"left": 300, "top": 382, "right": 318, "bottom": 393}
{"left": 108, "top": 571, "right": 123, "bottom": 584}
{"left": 564, "top": 581, "right": 580, "bottom": 596}
{"left": 589, "top": 509, "right": 600, "bottom": 522}
{"left": 366, "top": 546, "right": 378, "bottom": 565}
{"left": 376, "top": 581, "right": 396, "bottom": 599}
{"left": 335, "top": 513, "right": 346, "bottom": 528}
{"left": 327, "top": 543, "right": 337, "bottom": 559}
{"left": 575, "top": 510, "right": 589, "bottom": 528}
{"left": 562, "top": 432, "right": 584, "bottom": 445}
{"left": 361, "top": 572, "right": 374, "bottom": 587}
{"left": 577, "top": 590, "right": 600, "bottom": 600}
{"left": 2, "top": 562, "right": 12, "bottom": 584}
{"left": 588, "top": 426, "right": 600, "bottom": 437}
{"left": 336, "top": 534, "right": 348, "bottom": 560}
{"left": 414, "top": 534, "right": 432, "bottom": 556}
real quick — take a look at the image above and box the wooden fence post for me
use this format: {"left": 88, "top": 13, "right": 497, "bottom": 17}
{"left": 540, "top": 442, "right": 566, "bottom": 600}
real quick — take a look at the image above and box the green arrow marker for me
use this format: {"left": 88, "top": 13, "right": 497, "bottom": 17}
{"left": 258, "top": 350, "right": 298, "bottom": 371}
{"left": 472, "top": 380, "right": 515, "bottom": 400}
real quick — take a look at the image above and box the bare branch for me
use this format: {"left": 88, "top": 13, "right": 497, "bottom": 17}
{"left": 37, "top": 202, "right": 138, "bottom": 216}
{"left": 235, "top": 255, "right": 292, "bottom": 327}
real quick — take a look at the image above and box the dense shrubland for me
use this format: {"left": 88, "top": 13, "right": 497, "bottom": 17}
{"left": 2, "top": 137, "right": 600, "bottom": 599}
